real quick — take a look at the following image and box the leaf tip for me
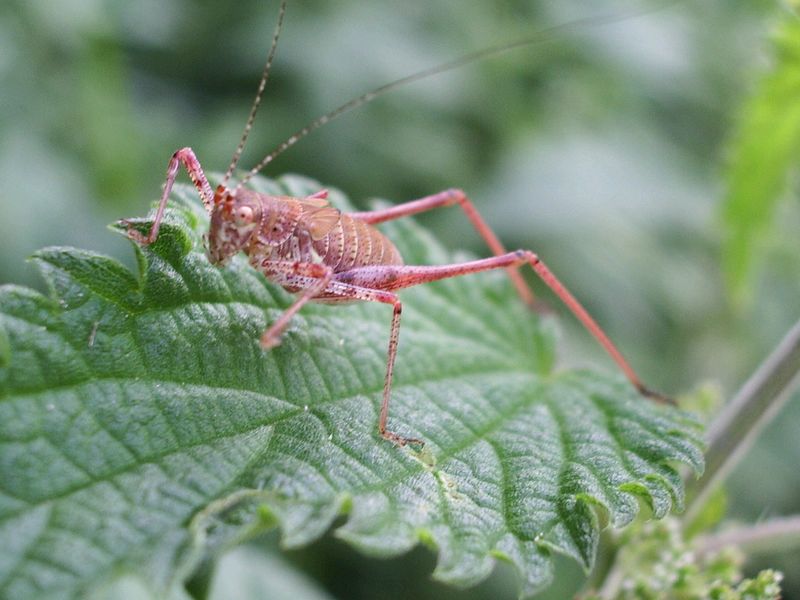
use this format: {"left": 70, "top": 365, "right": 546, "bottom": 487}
{"left": 339, "top": 494, "right": 354, "bottom": 516}
{"left": 256, "top": 503, "right": 279, "bottom": 528}
{"left": 416, "top": 527, "right": 437, "bottom": 550}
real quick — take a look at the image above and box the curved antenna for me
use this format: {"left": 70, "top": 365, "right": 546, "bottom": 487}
{"left": 235, "top": 0, "right": 683, "bottom": 191}
{"left": 222, "top": 0, "right": 287, "bottom": 187}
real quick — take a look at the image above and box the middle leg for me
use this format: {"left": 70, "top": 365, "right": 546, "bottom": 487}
{"left": 322, "top": 280, "right": 423, "bottom": 446}
{"left": 256, "top": 260, "right": 333, "bottom": 348}
{"left": 255, "top": 266, "right": 423, "bottom": 446}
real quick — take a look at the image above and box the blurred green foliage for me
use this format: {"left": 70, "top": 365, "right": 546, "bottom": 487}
{"left": 722, "top": 16, "right": 800, "bottom": 308}
{"left": 1, "top": 0, "right": 799, "bottom": 597}
{"left": 583, "top": 519, "right": 783, "bottom": 600}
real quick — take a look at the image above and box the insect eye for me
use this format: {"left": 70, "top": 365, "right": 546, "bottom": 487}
{"left": 234, "top": 206, "right": 254, "bottom": 225}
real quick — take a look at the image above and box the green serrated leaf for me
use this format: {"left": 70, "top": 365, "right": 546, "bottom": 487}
{"left": 0, "top": 174, "right": 703, "bottom": 599}
{"left": 722, "top": 16, "right": 800, "bottom": 306}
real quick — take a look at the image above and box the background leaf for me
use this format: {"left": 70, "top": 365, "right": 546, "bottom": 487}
{"left": 208, "top": 546, "right": 336, "bottom": 600}
{"left": 0, "top": 175, "right": 703, "bottom": 599}
{"left": 722, "top": 15, "right": 800, "bottom": 306}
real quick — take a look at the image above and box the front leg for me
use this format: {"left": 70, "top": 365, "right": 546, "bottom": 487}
{"left": 124, "top": 147, "right": 214, "bottom": 245}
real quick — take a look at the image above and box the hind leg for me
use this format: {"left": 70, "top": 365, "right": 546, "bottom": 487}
{"left": 334, "top": 252, "right": 672, "bottom": 405}
{"left": 349, "top": 189, "right": 535, "bottom": 306}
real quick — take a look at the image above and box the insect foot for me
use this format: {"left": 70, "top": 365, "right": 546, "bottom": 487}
{"left": 380, "top": 429, "right": 425, "bottom": 448}
{"left": 117, "top": 220, "right": 155, "bottom": 245}
{"left": 636, "top": 383, "right": 676, "bottom": 406}
{"left": 260, "top": 329, "right": 284, "bottom": 350}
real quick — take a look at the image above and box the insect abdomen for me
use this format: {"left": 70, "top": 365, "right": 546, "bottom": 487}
{"left": 313, "top": 214, "right": 403, "bottom": 272}
{"left": 246, "top": 194, "right": 403, "bottom": 271}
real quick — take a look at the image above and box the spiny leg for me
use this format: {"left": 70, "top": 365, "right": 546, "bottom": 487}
{"left": 376, "top": 297, "right": 423, "bottom": 447}
{"left": 264, "top": 271, "right": 423, "bottom": 446}
{"left": 334, "top": 251, "right": 673, "bottom": 405}
{"left": 349, "top": 188, "right": 535, "bottom": 307}
{"left": 124, "top": 147, "right": 214, "bottom": 245}
{"left": 256, "top": 261, "right": 334, "bottom": 348}
{"left": 338, "top": 289, "right": 423, "bottom": 447}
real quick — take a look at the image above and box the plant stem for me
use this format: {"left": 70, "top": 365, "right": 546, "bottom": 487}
{"left": 585, "top": 530, "right": 620, "bottom": 591}
{"left": 597, "top": 319, "right": 800, "bottom": 598}
{"left": 684, "top": 317, "right": 800, "bottom": 525}
{"left": 696, "top": 514, "right": 800, "bottom": 557}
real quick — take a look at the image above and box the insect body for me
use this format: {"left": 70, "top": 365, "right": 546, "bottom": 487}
{"left": 125, "top": 1, "right": 673, "bottom": 447}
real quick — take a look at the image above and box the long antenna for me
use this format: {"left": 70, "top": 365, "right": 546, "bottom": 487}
{"left": 236, "top": 0, "right": 683, "bottom": 190}
{"left": 222, "top": 0, "right": 287, "bottom": 187}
